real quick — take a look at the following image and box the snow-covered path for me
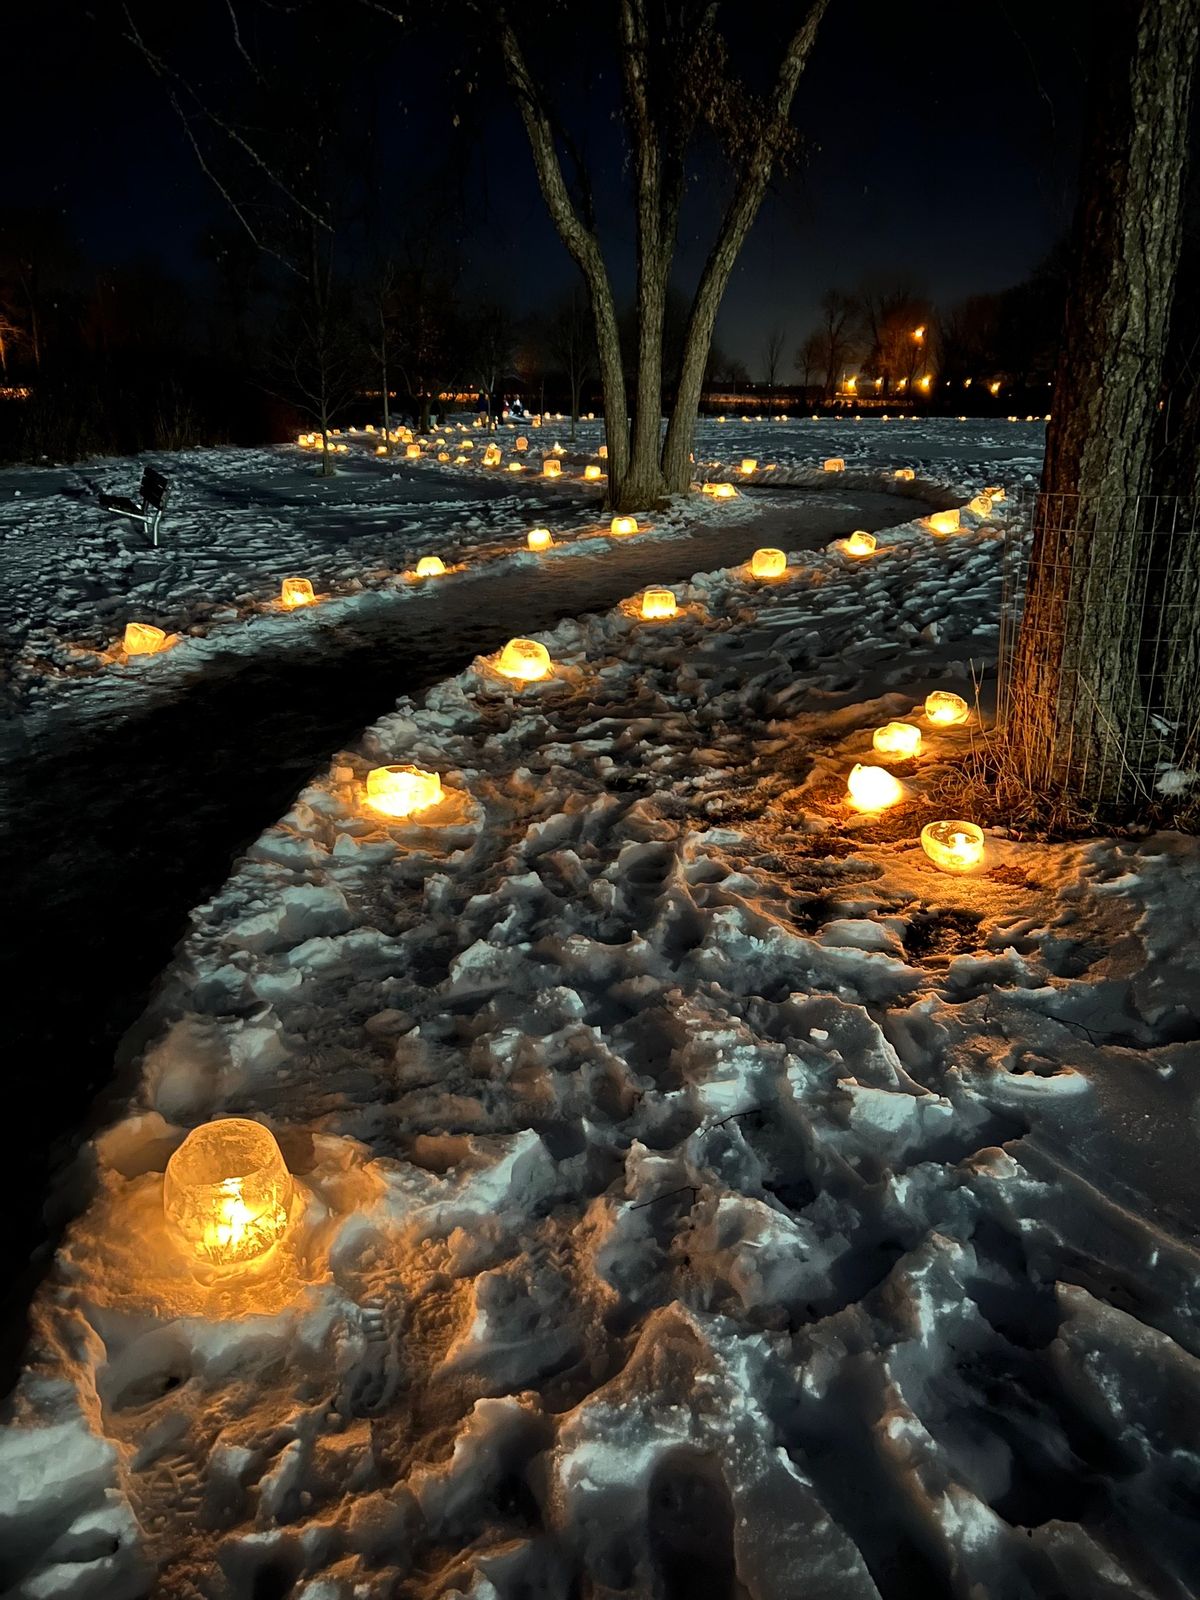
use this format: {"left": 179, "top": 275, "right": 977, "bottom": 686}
{"left": 11, "top": 422, "right": 1199, "bottom": 1600}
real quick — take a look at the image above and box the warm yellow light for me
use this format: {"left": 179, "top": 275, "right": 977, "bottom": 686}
{"left": 483, "top": 444, "right": 502, "bottom": 467}
{"left": 611, "top": 515, "right": 639, "bottom": 536}
{"left": 375, "top": 444, "right": 388, "bottom": 455}
{"left": 717, "top": 415, "right": 726, "bottom": 423}
{"left": 895, "top": 467, "right": 915, "bottom": 482}
{"left": 280, "top": 577, "right": 316, "bottom": 609}
{"left": 598, "top": 444, "right": 608, "bottom": 459}
{"left": 928, "top": 509, "right": 960, "bottom": 534}
{"left": 847, "top": 763, "right": 903, "bottom": 811}
{"left": 750, "top": 547, "right": 787, "bottom": 580}
{"left": 365, "top": 423, "right": 376, "bottom": 433}
{"left": 515, "top": 435, "right": 529, "bottom": 451}
{"left": 415, "top": 555, "right": 446, "bottom": 577}
{"left": 844, "top": 376, "right": 857, "bottom": 393}
{"left": 454, "top": 454, "right": 467, "bottom": 465}
{"left": 123, "top": 622, "right": 166, "bottom": 656}
{"left": 703, "top": 482, "right": 737, "bottom": 498}
{"left": 913, "top": 325, "right": 926, "bottom": 341}
{"left": 164, "top": 1119, "right": 292, "bottom": 1266}
{"left": 897, "top": 378, "right": 908, "bottom": 391}
{"left": 437, "top": 451, "right": 450, "bottom": 463}
{"left": 366, "top": 764, "right": 444, "bottom": 818}
{"left": 918, "top": 375, "right": 932, "bottom": 392}
{"left": 824, "top": 457, "right": 845, "bottom": 472}
{"left": 640, "top": 587, "right": 677, "bottom": 620}
{"left": 873, "top": 721, "right": 922, "bottom": 759}
{"left": 543, "top": 458, "right": 562, "bottom": 478}
{"left": 496, "top": 637, "right": 552, "bottom": 682}
{"left": 921, "top": 819, "right": 985, "bottom": 872}
{"left": 989, "top": 381, "right": 1001, "bottom": 396}
{"left": 983, "top": 484, "right": 1005, "bottom": 502}
{"left": 925, "top": 690, "right": 970, "bottom": 726}
{"left": 584, "top": 464, "right": 603, "bottom": 481}
{"left": 740, "top": 458, "right": 758, "bottom": 475}
{"left": 406, "top": 443, "right": 422, "bottom": 459}
{"left": 967, "top": 493, "right": 993, "bottom": 516}
{"left": 527, "top": 527, "right": 554, "bottom": 551}
{"left": 844, "top": 530, "right": 877, "bottom": 557}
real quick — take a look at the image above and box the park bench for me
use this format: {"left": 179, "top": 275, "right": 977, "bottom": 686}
{"left": 98, "top": 465, "right": 171, "bottom": 547}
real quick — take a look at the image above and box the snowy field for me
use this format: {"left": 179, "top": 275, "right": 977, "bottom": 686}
{"left": 7, "top": 419, "right": 1200, "bottom": 1600}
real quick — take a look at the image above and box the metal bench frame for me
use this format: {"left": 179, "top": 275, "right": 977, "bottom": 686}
{"left": 99, "top": 466, "right": 171, "bottom": 547}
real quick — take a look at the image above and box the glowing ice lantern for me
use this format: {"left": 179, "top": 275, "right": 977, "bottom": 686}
{"left": 515, "top": 435, "right": 529, "bottom": 452}
{"left": 967, "top": 493, "right": 993, "bottom": 516}
{"left": 496, "top": 637, "right": 552, "bottom": 682}
{"left": 405, "top": 443, "right": 422, "bottom": 459}
{"left": 437, "top": 451, "right": 450, "bottom": 463}
{"left": 123, "top": 622, "right": 166, "bottom": 656}
{"left": 750, "top": 548, "right": 787, "bottom": 580}
{"left": 740, "top": 458, "right": 758, "bottom": 475}
{"left": 527, "top": 527, "right": 554, "bottom": 551}
{"left": 921, "top": 819, "right": 985, "bottom": 873}
{"left": 846, "top": 763, "right": 903, "bottom": 811}
{"left": 543, "top": 458, "right": 562, "bottom": 478}
{"left": 598, "top": 444, "right": 608, "bottom": 459}
{"left": 366, "top": 764, "right": 444, "bottom": 818}
{"left": 895, "top": 467, "right": 915, "bottom": 482}
{"left": 824, "top": 457, "right": 845, "bottom": 472}
{"left": 584, "top": 464, "right": 603, "bottom": 481}
{"left": 925, "top": 690, "right": 970, "bottom": 726}
{"left": 483, "top": 444, "right": 502, "bottom": 467}
{"left": 375, "top": 444, "right": 388, "bottom": 456}
{"left": 280, "top": 577, "right": 316, "bottom": 609}
{"left": 415, "top": 555, "right": 446, "bottom": 577}
{"left": 640, "top": 588, "right": 677, "bottom": 620}
{"left": 164, "top": 1118, "right": 292, "bottom": 1267}
{"left": 611, "top": 515, "right": 639, "bottom": 536}
{"left": 873, "top": 721, "right": 922, "bottom": 759}
{"left": 928, "top": 508, "right": 960, "bottom": 534}
{"left": 844, "top": 530, "right": 877, "bottom": 557}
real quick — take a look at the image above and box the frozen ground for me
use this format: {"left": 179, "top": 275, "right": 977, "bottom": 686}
{"left": 9, "top": 420, "right": 1199, "bottom": 1600}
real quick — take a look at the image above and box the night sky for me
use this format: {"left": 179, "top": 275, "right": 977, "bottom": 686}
{"left": 15, "top": 2, "right": 1087, "bottom": 373}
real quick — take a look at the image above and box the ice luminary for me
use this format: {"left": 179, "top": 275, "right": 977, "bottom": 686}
{"left": 824, "top": 457, "right": 846, "bottom": 472}
{"left": 967, "top": 493, "right": 993, "bottom": 516}
{"left": 406, "top": 443, "right": 422, "bottom": 459}
{"left": 750, "top": 548, "right": 787, "bottom": 580}
{"left": 123, "top": 622, "right": 166, "bottom": 656}
{"left": 366, "top": 764, "right": 444, "bottom": 818}
{"left": 543, "top": 458, "right": 562, "bottom": 478}
{"left": 640, "top": 588, "right": 677, "bottom": 620}
{"left": 437, "top": 451, "right": 450, "bottom": 463}
{"left": 507, "top": 461, "right": 524, "bottom": 472}
{"left": 895, "top": 467, "right": 915, "bottom": 481}
{"left": 928, "top": 509, "right": 961, "bottom": 534}
{"left": 527, "top": 527, "right": 554, "bottom": 551}
{"left": 415, "top": 556, "right": 446, "bottom": 577}
{"left": 163, "top": 1118, "right": 292, "bottom": 1266}
{"left": 584, "top": 464, "right": 603, "bottom": 480}
{"left": 483, "top": 444, "right": 502, "bottom": 467}
{"left": 515, "top": 436, "right": 529, "bottom": 451}
{"left": 873, "top": 721, "right": 922, "bottom": 759}
{"left": 280, "top": 577, "right": 316, "bottom": 609}
{"left": 925, "top": 690, "right": 970, "bottom": 726}
{"left": 375, "top": 444, "right": 388, "bottom": 456}
{"left": 598, "top": 444, "right": 608, "bottom": 459}
{"left": 846, "top": 763, "right": 903, "bottom": 811}
{"left": 844, "top": 530, "right": 877, "bottom": 557}
{"left": 704, "top": 482, "right": 737, "bottom": 498}
{"left": 740, "top": 458, "right": 758, "bottom": 475}
{"left": 496, "top": 637, "right": 552, "bottom": 682}
{"left": 611, "top": 515, "right": 639, "bottom": 536}
{"left": 921, "top": 819, "right": 985, "bottom": 872}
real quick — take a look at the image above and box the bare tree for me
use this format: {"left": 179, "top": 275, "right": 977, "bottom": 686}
{"left": 804, "top": 290, "right": 859, "bottom": 401}
{"left": 761, "top": 324, "right": 785, "bottom": 390}
{"left": 471, "top": 302, "right": 514, "bottom": 431}
{"left": 1008, "top": 0, "right": 1200, "bottom": 809}
{"left": 546, "top": 290, "right": 596, "bottom": 439}
{"left": 793, "top": 329, "right": 823, "bottom": 398}
{"left": 493, "top": 1, "right": 828, "bottom": 510}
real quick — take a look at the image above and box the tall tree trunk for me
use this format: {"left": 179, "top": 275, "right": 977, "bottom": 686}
{"left": 1008, "top": 0, "right": 1200, "bottom": 811}
{"left": 660, "top": 3, "right": 827, "bottom": 493}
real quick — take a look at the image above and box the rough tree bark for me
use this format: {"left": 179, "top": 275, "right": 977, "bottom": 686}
{"left": 1008, "top": 0, "right": 1200, "bottom": 811}
{"left": 497, "top": 2, "right": 827, "bottom": 512}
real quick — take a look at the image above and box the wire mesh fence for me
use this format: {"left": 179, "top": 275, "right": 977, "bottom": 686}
{"left": 997, "top": 490, "right": 1200, "bottom": 817}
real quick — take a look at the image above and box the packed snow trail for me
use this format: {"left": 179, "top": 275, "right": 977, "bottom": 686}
{"left": 0, "top": 485, "right": 927, "bottom": 1393}
{"left": 7, "top": 480, "right": 1200, "bottom": 1599}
